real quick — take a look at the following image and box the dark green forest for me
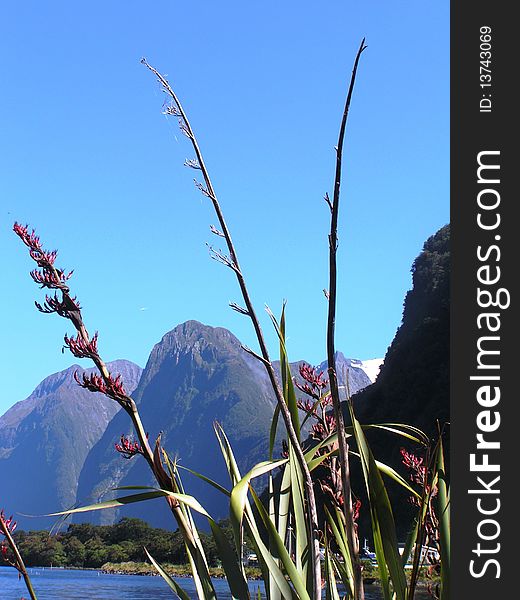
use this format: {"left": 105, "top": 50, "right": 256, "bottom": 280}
{"left": 354, "top": 223, "right": 450, "bottom": 435}
{"left": 4, "top": 518, "right": 235, "bottom": 569}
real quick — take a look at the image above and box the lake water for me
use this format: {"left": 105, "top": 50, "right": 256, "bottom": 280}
{"left": 0, "top": 567, "right": 431, "bottom": 599}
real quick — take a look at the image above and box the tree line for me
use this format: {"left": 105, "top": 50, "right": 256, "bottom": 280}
{"left": 4, "top": 518, "right": 237, "bottom": 569}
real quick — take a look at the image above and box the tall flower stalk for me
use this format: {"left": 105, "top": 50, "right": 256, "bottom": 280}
{"left": 140, "top": 57, "right": 327, "bottom": 597}
{"left": 13, "top": 223, "right": 218, "bottom": 598}
{"left": 325, "top": 38, "right": 367, "bottom": 600}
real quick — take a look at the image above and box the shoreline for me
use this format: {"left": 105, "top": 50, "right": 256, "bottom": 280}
{"left": 99, "top": 561, "right": 263, "bottom": 580}
{"left": 13, "top": 563, "right": 437, "bottom": 593}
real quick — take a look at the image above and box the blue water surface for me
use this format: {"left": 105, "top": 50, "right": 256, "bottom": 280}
{"left": 0, "top": 567, "right": 426, "bottom": 599}
{"left": 2, "top": 568, "right": 253, "bottom": 599}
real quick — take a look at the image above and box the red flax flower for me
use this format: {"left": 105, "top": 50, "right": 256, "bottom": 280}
{"left": 294, "top": 363, "right": 329, "bottom": 399}
{"left": 0, "top": 510, "right": 17, "bottom": 566}
{"left": 14, "top": 223, "right": 73, "bottom": 291}
{"left": 64, "top": 331, "right": 99, "bottom": 359}
{"left": 14, "top": 223, "right": 82, "bottom": 333}
{"left": 299, "top": 363, "right": 328, "bottom": 389}
{"left": 1, "top": 508, "right": 37, "bottom": 599}
{"left": 0, "top": 510, "right": 17, "bottom": 536}
{"left": 74, "top": 370, "right": 128, "bottom": 402}
{"left": 115, "top": 434, "right": 145, "bottom": 459}
{"left": 400, "top": 447, "right": 442, "bottom": 581}
{"left": 297, "top": 398, "right": 318, "bottom": 417}
{"left": 400, "top": 447, "right": 429, "bottom": 487}
{"left": 30, "top": 266, "right": 73, "bottom": 289}
{"left": 400, "top": 447, "right": 424, "bottom": 471}
{"left": 14, "top": 223, "right": 134, "bottom": 414}
{"left": 400, "top": 446, "right": 438, "bottom": 512}
{"left": 310, "top": 414, "right": 337, "bottom": 442}
{"left": 35, "top": 292, "right": 81, "bottom": 317}
{"left": 352, "top": 498, "right": 361, "bottom": 523}
{"left": 13, "top": 223, "right": 42, "bottom": 251}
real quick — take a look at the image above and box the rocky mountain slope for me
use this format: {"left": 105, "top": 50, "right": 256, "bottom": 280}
{"left": 353, "top": 224, "right": 449, "bottom": 433}
{"left": 1, "top": 321, "right": 376, "bottom": 531}
{"left": 75, "top": 321, "right": 373, "bottom": 528}
{"left": 352, "top": 224, "right": 450, "bottom": 538}
{"left": 0, "top": 360, "right": 142, "bottom": 530}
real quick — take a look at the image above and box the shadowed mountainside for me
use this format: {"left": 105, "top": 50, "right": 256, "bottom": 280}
{"left": 352, "top": 224, "right": 450, "bottom": 538}
{"left": 353, "top": 224, "right": 449, "bottom": 434}
{"left": 0, "top": 360, "right": 142, "bottom": 530}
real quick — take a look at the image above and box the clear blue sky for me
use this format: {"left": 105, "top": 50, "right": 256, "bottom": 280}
{"left": 0, "top": 1, "right": 449, "bottom": 413}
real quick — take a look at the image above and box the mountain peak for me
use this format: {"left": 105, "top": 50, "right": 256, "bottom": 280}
{"left": 2, "top": 319, "right": 377, "bottom": 531}
{"left": 1, "top": 359, "right": 141, "bottom": 423}
{"left": 161, "top": 320, "right": 240, "bottom": 347}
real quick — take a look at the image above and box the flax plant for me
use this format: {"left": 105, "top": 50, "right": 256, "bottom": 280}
{"left": 12, "top": 37, "right": 450, "bottom": 600}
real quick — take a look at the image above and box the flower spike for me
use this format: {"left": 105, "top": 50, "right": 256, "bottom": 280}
{"left": 64, "top": 332, "right": 99, "bottom": 359}
{"left": 115, "top": 434, "right": 146, "bottom": 459}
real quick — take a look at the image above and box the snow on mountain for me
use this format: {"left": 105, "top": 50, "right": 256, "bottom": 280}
{"left": 351, "top": 358, "right": 384, "bottom": 383}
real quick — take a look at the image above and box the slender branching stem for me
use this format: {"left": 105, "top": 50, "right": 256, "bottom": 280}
{"left": 141, "top": 58, "right": 324, "bottom": 598}
{"left": 40, "top": 262, "right": 155, "bottom": 473}
{"left": 13, "top": 227, "right": 204, "bottom": 569}
{"left": 326, "top": 38, "right": 366, "bottom": 600}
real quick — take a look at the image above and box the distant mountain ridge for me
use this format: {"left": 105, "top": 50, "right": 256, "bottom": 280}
{"left": 0, "top": 360, "right": 142, "bottom": 530}
{"left": 75, "top": 321, "right": 270, "bottom": 526}
{"left": 1, "top": 322, "right": 377, "bottom": 531}
{"left": 1, "top": 226, "right": 448, "bottom": 538}
{"left": 76, "top": 321, "right": 375, "bottom": 528}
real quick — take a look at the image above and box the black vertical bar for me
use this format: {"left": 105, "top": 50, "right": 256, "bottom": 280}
{"left": 451, "top": 2, "right": 515, "bottom": 598}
